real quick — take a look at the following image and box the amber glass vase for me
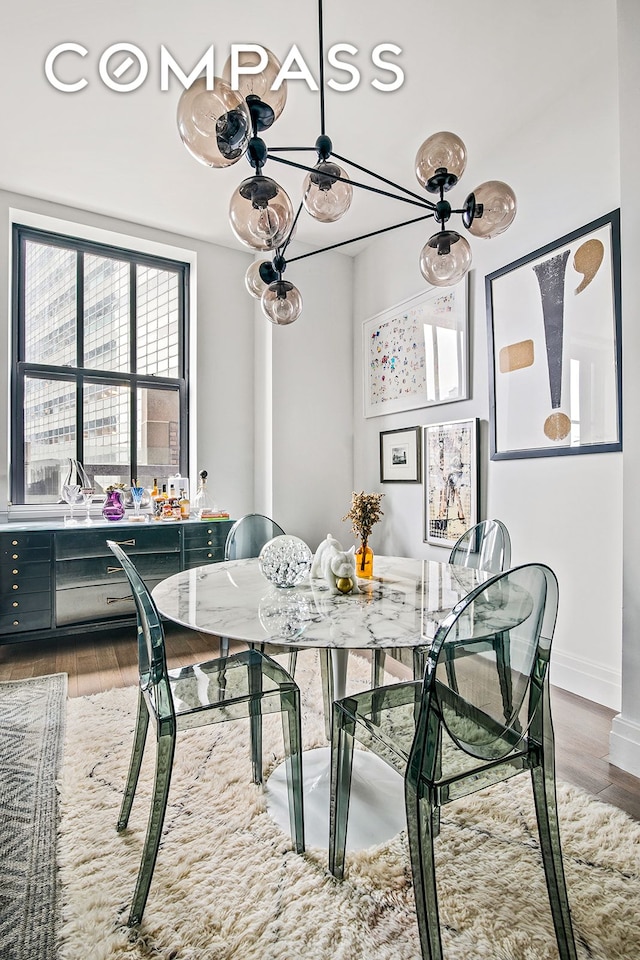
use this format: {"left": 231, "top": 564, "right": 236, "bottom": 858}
{"left": 356, "top": 543, "right": 374, "bottom": 579}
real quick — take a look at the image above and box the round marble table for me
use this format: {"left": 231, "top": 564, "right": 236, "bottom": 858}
{"left": 152, "top": 555, "right": 491, "bottom": 849}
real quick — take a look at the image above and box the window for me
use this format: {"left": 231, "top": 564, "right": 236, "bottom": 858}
{"left": 11, "top": 225, "right": 189, "bottom": 504}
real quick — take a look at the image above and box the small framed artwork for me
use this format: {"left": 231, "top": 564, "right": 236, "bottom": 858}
{"left": 380, "top": 426, "right": 422, "bottom": 483}
{"left": 423, "top": 417, "right": 479, "bottom": 548}
{"left": 486, "top": 209, "right": 622, "bottom": 460}
{"left": 363, "top": 278, "right": 469, "bottom": 418}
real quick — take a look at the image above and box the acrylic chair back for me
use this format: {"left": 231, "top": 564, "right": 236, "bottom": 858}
{"left": 410, "top": 563, "right": 557, "bottom": 789}
{"left": 448, "top": 518, "right": 511, "bottom": 574}
{"left": 107, "top": 540, "right": 172, "bottom": 722}
{"left": 224, "top": 514, "right": 285, "bottom": 561}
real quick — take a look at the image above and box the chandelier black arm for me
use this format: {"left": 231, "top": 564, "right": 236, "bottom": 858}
{"left": 318, "top": 0, "right": 326, "bottom": 136}
{"left": 285, "top": 212, "right": 435, "bottom": 263}
{"left": 279, "top": 202, "right": 306, "bottom": 259}
{"left": 267, "top": 153, "right": 434, "bottom": 210}
{"left": 331, "top": 152, "right": 436, "bottom": 209}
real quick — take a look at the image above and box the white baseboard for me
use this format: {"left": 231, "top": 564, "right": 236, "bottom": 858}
{"left": 609, "top": 715, "right": 640, "bottom": 778}
{"left": 549, "top": 649, "right": 621, "bottom": 711}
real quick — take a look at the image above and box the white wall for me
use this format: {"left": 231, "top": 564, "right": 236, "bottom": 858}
{"left": 351, "top": 20, "right": 623, "bottom": 709}
{"left": 610, "top": 0, "right": 640, "bottom": 773}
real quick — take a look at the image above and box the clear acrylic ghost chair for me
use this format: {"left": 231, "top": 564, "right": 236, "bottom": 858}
{"left": 371, "top": 519, "right": 512, "bottom": 689}
{"left": 220, "top": 514, "right": 286, "bottom": 659}
{"left": 329, "top": 563, "right": 577, "bottom": 960}
{"left": 108, "top": 541, "right": 305, "bottom": 926}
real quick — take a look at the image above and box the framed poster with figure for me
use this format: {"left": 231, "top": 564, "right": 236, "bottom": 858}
{"left": 486, "top": 210, "right": 622, "bottom": 460}
{"left": 423, "top": 418, "right": 478, "bottom": 548}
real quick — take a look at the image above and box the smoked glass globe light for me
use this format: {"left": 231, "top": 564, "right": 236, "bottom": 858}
{"left": 415, "top": 131, "right": 467, "bottom": 191}
{"left": 176, "top": 76, "right": 251, "bottom": 168}
{"left": 261, "top": 280, "right": 303, "bottom": 325}
{"left": 465, "top": 180, "right": 517, "bottom": 238}
{"left": 245, "top": 259, "right": 273, "bottom": 299}
{"left": 303, "top": 161, "right": 353, "bottom": 222}
{"left": 229, "top": 175, "right": 294, "bottom": 250}
{"left": 419, "top": 231, "right": 472, "bottom": 287}
{"left": 222, "top": 47, "right": 287, "bottom": 124}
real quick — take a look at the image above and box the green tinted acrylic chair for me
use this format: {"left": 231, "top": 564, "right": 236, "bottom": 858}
{"left": 107, "top": 540, "right": 305, "bottom": 926}
{"left": 225, "top": 515, "right": 332, "bottom": 714}
{"left": 329, "top": 563, "right": 577, "bottom": 960}
{"left": 372, "top": 519, "right": 512, "bottom": 689}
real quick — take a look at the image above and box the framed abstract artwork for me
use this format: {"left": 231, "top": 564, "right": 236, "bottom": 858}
{"left": 486, "top": 210, "right": 622, "bottom": 460}
{"left": 363, "top": 279, "right": 468, "bottom": 418}
{"left": 380, "top": 426, "right": 422, "bottom": 483}
{"left": 423, "top": 417, "right": 479, "bottom": 548}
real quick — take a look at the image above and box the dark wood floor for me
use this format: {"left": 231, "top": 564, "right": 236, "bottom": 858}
{"left": 2, "top": 624, "right": 639, "bottom": 821}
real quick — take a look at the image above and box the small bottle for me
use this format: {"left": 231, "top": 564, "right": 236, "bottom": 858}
{"left": 179, "top": 488, "right": 190, "bottom": 519}
{"left": 151, "top": 478, "right": 159, "bottom": 498}
{"left": 161, "top": 483, "right": 167, "bottom": 499}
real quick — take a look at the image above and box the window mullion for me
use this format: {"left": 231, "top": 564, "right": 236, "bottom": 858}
{"left": 130, "top": 262, "right": 138, "bottom": 484}
{"left": 76, "top": 251, "right": 85, "bottom": 467}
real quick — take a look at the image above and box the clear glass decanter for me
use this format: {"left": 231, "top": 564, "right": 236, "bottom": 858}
{"left": 192, "top": 469, "right": 216, "bottom": 519}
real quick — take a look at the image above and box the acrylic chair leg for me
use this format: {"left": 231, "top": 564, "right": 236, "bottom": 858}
{"left": 287, "top": 648, "right": 298, "bottom": 677}
{"left": 280, "top": 688, "right": 305, "bottom": 853}
{"left": 219, "top": 634, "right": 230, "bottom": 658}
{"left": 494, "top": 632, "right": 514, "bottom": 723}
{"left": 372, "top": 649, "right": 386, "bottom": 688}
{"left": 118, "top": 689, "right": 150, "bottom": 831}
{"left": 127, "top": 731, "right": 176, "bottom": 926}
{"left": 405, "top": 786, "right": 442, "bottom": 960}
{"left": 328, "top": 702, "right": 356, "bottom": 880}
{"left": 531, "top": 764, "right": 578, "bottom": 960}
{"left": 248, "top": 658, "right": 263, "bottom": 784}
{"left": 319, "top": 649, "right": 334, "bottom": 742}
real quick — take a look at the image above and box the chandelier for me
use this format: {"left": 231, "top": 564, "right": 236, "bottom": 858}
{"left": 176, "top": 2, "right": 516, "bottom": 325}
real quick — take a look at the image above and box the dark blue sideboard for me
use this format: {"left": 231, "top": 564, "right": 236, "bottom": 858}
{"left": 0, "top": 518, "right": 233, "bottom": 644}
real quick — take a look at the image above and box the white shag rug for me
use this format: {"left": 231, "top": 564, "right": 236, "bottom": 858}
{"left": 57, "top": 651, "right": 640, "bottom": 960}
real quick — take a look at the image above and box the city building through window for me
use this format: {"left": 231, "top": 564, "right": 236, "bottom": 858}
{"left": 11, "top": 225, "right": 189, "bottom": 503}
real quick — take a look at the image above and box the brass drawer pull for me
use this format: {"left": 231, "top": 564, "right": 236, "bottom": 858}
{"left": 115, "top": 538, "right": 136, "bottom": 546}
{"left": 12, "top": 601, "right": 18, "bottom": 608}
{"left": 12, "top": 569, "right": 18, "bottom": 575}
{"left": 207, "top": 553, "right": 212, "bottom": 558}
{"left": 12, "top": 554, "right": 18, "bottom": 560}
{"left": 106, "top": 566, "right": 123, "bottom": 575}
{"left": 207, "top": 540, "right": 212, "bottom": 546}
{"left": 13, "top": 620, "right": 19, "bottom": 626}
{"left": 12, "top": 584, "right": 18, "bottom": 590}
{"left": 11, "top": 539, "right": 18, "bottom": 546}
{"left": 106, "top": 595, "right": 133, "bottom": 604}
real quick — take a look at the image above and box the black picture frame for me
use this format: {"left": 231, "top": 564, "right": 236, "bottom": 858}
{"left": 486, "top": 209, "right": 622, "bottom": 460}
{"left": 379, "top": 426, "right": 422, "bottom": 483}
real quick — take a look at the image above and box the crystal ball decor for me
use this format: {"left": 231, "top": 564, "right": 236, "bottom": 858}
{"left": 258, "top": 535, "right": 313, "bottom": 588}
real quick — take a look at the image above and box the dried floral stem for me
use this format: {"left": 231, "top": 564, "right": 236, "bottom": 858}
{"left": 342, "top": 491, "right": 384, "bottom": 562}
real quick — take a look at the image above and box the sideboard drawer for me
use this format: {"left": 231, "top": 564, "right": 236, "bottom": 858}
{"left": 0, "top": 532, "right": 51, "bottom": 554}
{"left": 55, "top": 525, "right": 181, "bottom": 560}
{"left": 182, "top": 522, "right": 231, "bottom": 548}
{"left": 0, "top": 608, "right": 52, "bottom": 634}
{"left": 55, "top": 577, "right": 166, "bottom": 626}
{"left": 0, "top": 560, "right": 50, "bottom": 582}
{"left": 183, "top": 546, "right": 225, "bottom": 569}
{"left": 0, "top": 591, "right": 51, "bottom": 617}
{"left": 1, "top": 576, "right": 51, "bottom": 597}
{"left": 56, "top": 552, "right": 180, "bottom": 588}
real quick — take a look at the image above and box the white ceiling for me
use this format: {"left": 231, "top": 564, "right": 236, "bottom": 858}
{"left": 1, "top": 0, "right": 616, "bottom": 256}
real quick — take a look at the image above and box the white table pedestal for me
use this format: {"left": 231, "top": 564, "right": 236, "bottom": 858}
{"left": 265, "top": 745, "right": 406, "bottom": 851}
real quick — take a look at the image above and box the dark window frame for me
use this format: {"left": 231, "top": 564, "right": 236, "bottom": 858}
{"left": 11, "top": 224, "right": 190, "bottom": 504}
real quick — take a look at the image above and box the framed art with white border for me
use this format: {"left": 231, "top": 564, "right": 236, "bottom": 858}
{"left": 486, "top": 210, "right": 622, "bottom": 460}
{"left": 363, "top": 278, "right": 469, "bottom": 418}
{"left": 380, "top": 426, "right": 422, "bottom": 483}
{"left": 423, "top": 417, "right": 479, "bottom": 548}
